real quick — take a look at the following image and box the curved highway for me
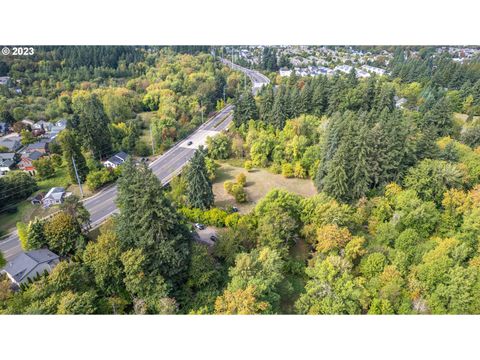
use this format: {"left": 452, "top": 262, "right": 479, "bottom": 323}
{"left": 0, "top": 59, "right": 269, "bottom": 262}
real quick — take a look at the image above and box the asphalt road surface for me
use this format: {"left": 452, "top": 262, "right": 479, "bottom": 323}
{"left": 0, "top": 60, "right": 269, "bottom": 263}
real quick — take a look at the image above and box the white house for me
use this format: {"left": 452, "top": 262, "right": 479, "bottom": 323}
{"left": 362, "top": 65, "right": 387, "bottom": 76}
{"left": 2, "top": 249, "right": 60, "bottom": 286}
{"left": 355, "top": 69, "right": 371, "bottom": 78}
{"left": 104, "top": 151, "right": 128, "bottom": 168}
{"left": 334, "top": 64, "right": 354, "bottom": 74}
{"left": 0, "top": 76, "right": 10, "bottom": 86}
{"left": 42, "top": 187, "right": 66, "bottom": 207}
{"left": 279, "top": 68, "right": 292, "bottom": 77}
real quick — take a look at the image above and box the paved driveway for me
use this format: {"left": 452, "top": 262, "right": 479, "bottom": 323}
{"left": 195, "top": 226, "right": 218, "bottom": 246}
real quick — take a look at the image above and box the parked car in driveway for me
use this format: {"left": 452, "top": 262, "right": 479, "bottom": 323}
{"left": 194, "top": 223, "right": 205, "bottom": 230}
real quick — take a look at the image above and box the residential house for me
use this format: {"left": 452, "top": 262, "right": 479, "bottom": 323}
{"left": 355, "top": 69, "right": 371, "bottom": 78}
{"left": 2, "top": 249, "right": 60, "bottom": 287}
{"left": 18, "top": 150, "right": 43, "bottom": 175}
{"left": 0, "top": 122, "right": 8, "bottom": 135}
{"left": 362, "top": 65, "right": 387, "bottom": 76}
{"left": 104, "top": 151, "right": 128, "bottom": 168}
{"left": 279, "top": 68, "right": 292, "bottom": 77}
{"left": 32, "top": 127, "right": 46, "bottom": 137}
{"left": 48, "top": 119, "right": 67, "bottom": 140}
{"left": 32, "top": 120, "right": 52, "bottom": 132}
{"left": 395, "top": 97, "right": 408, "bottom": 109}
{"left": 43, "top": 187, "right": 66, "bottom": 207}
{"left": 0, "top": 76, "right": 10, "bottom": 86}
{"left": 30, "top": 192, "right": 46, "bottom": 205}
{"left": 0, "top": 152, "right": 17, "bottom": 176}
{"left": 334, "top": 64, "right": 354, "bottom": 74}
{"left": 21, "top": 119, "right": 35, "bottom": 128}
{"left": 25, "top": 139, "right": 49, "bottom": 154}
{"left": 0, "top": 137, "right": 21, "bottom": 152}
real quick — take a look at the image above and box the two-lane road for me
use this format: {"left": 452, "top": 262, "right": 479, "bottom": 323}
{"left": 0, "top": 59, "right": 268, "bottom": 263}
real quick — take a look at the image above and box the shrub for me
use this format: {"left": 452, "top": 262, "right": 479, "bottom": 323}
{"left": 231, "top": 183, "right": 247, "bottom": 203}
{"left": 225, "top": 213, "right": 241, "bottom": 228}
{"left": 224, "top": 180, "right": 234, "bottom": 193}
{"left": 135, "top": 141, "right": 151, "bottom": 157}
{"left": 203, "top": 208, "right": 228, "bottom": 227}
{"left": 50, "top": 153, "right": 63, "bottom": 167}
{"left": 17, "top": 222, "right": 29, "bottom": 250}
{"left": 244, "top": 160, "right": 253, "bottom": 172}
{"left": 86, "top": 168, "right": 117, "bottom": 191}
{"left": 281, "top": 163, "right": 294, "bottom": 178}
{"left": 180, "top": 207, "right": 228, "bottom": 227}
{"left": 294, "top": 162, "right": 306, "bottom": 178}
{"left": 270, "top": 163, "right": 282, "bottom": 174}
{"left": 236, "top": 173, "right": 247, "bottom": 187}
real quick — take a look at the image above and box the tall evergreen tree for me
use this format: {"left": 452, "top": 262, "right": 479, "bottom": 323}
{"left": 58, "top": 129, "right": 89, "bottom": 183}
{"left": 327, "top": 75, "right": 347, "bottom": 115}
{"left": 352, "top": 123, "right": 371, "bottom": 200}
{"left": 185, "top": 146, "right": 215, "bottom": 209}
{"left": 311, "top": 78, "right": 328, "bottom": 116}
{"left": 271, "top": 86, "right": 286, "bottom": 129}
{"left": 322, "top": 142, "right": 349, "bottom": 202}
{"left": 116, "top": 158, "right": 191, "bottom": 286}
{"left": 361, "top": 76, "right": 377, "bottom": 112}
{"left": 299, "top": 82, "right": 313, "bottom": 114}
{"left": 71, "top": 92, "right": 112, "bottom": 159}
{"left": 288, "top": 86, "right": 301, "bottom": 119}
{"left": 423, "top": 97, "right": 454, "bottom": 137}
{"left": 259, "top": 85, "right": 275, "bottom": 124}
{"left": 372, "top": 83, "right": 395, "bottom": 113}
{"left": 233, "top": 90, "right": 258, "bottom": 127}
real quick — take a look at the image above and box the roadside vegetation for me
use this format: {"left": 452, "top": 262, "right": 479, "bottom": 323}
{"left": 2, "top": 46, "right": 480, "bottom": 314}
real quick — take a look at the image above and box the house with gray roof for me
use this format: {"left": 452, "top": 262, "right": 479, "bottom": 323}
{"left": 43, "top": 187, "right": 66, "bottom": 207}
{"left": 1, "top": 249, "right": 60, "bottom": 286}
{"left": 25, "top": 139, "right": 49, "bottom": 154}
{"left": 0, "top": 137, "right": 21, "bottom": 152}
{"left": 0, "top": 152, "right": 17, "bottom": 175}
{"left": 32, "top": 120, "right": 52, "bottom": 132}
{"left": 104, "top": 151, "right": 128, "bottom": 168}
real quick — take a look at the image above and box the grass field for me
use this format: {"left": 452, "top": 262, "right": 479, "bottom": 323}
{"left": 213, "top": 162, "right": 317, "bottom": 213}
{"left": 0, "top": 165, "right": 92, "bottom": 235}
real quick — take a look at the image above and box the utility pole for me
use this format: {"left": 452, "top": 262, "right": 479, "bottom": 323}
{"left": 72, "top": 156, "right": 84, "bottom": 198}
{"left": 150, "top": 122, "right": 155, "bottom": 155}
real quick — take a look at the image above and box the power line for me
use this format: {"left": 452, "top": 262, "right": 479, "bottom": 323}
{"left": 71, "top": 155, "right": 84, "bottom": 198}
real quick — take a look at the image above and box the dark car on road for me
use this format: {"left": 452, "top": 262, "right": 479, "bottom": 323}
{"left": 210, "top": 235, "right": 218, "bottom": 242}
{"left": 187, "top": 141, "right": 193, "bottom": 146}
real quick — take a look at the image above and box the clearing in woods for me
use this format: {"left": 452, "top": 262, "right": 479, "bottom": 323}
{"left": 213, "top": 162, "right": 317, "bottom": 213}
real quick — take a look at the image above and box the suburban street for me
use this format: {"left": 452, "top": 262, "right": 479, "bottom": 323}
{"left": 0, "top": 61, "right": 269, "bottom": 262}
